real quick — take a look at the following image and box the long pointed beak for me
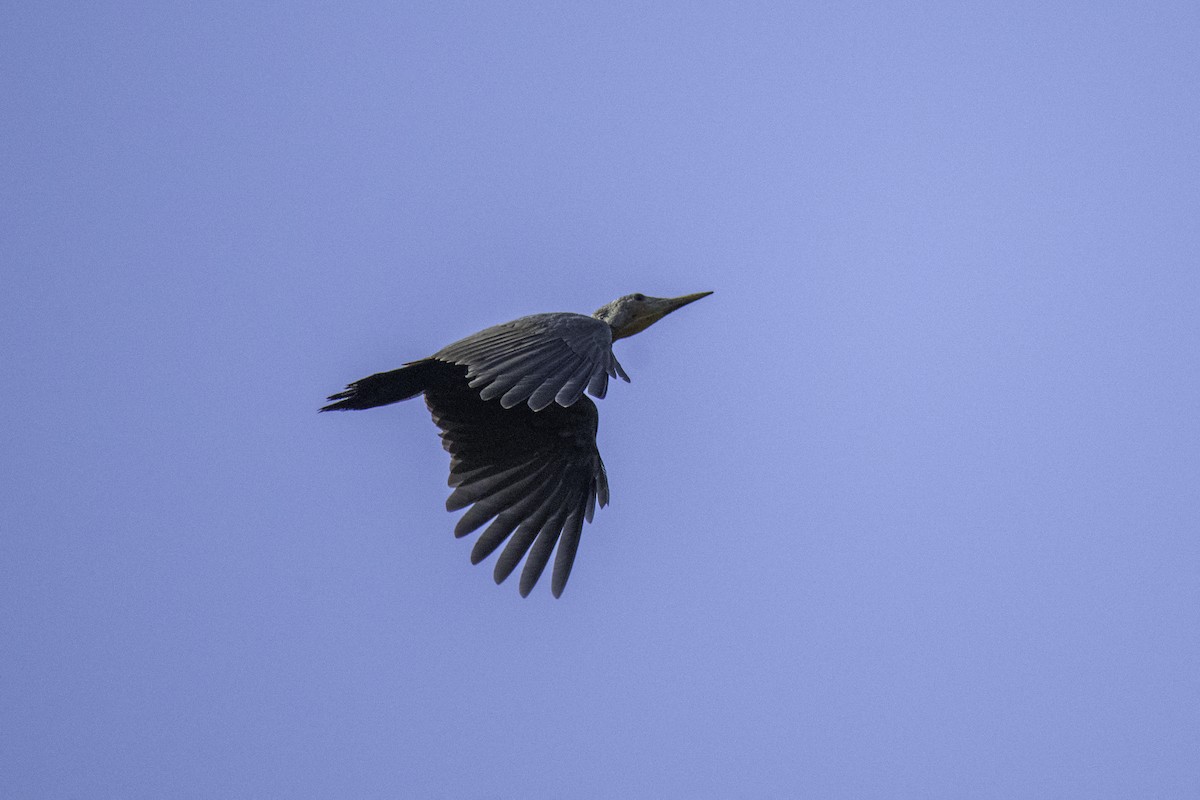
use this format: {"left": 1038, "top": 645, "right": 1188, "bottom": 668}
{"left": 664, "top": 291, "right": 714, "bottom": 314}
{"left": 611, "top": 290, "right": 714, "bottom": 340}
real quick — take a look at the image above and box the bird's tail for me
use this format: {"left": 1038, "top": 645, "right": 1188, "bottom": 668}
{"left": 320, "top": 359, "right": 440, "bottom": 412}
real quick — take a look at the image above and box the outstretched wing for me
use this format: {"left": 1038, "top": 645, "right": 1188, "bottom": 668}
{"left": 424, "top": 362, "right": 609, "bottom": 597}
{"left": 433, "top": 313, "right": 629, "bottom": 411}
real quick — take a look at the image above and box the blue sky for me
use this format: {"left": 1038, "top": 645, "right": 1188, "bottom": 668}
{"left": 3, "top": 2, "right": 1198, "bottom": 797}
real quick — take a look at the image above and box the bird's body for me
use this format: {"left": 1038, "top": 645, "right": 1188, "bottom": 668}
{"left": 322, "top": 291, "right": 711, "bottom": 597}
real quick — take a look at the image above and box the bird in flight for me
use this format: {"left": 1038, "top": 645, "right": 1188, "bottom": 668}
{"left": 322, "top": 291, "right": 712, "bottom": 597}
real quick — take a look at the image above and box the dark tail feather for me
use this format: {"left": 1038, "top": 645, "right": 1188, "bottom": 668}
{"left": 321, "top": 359, "right": 439, "bottom": 412}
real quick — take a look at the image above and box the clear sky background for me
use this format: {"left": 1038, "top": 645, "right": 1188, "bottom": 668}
{"left": 3, "top": 2, "right": 1198, "bottom": 797}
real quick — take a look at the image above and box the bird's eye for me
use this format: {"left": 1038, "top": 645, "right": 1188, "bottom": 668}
{"left": 633, "top": 293, "right": 645, "bottom": 302}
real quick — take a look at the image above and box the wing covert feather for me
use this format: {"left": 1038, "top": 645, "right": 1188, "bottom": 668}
{"left": 433, "top": 313, "right": 627, "bottom": 410}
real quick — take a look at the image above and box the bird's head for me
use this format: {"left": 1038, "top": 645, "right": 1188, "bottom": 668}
{"left": 592, "top": 291, "right": 713, "bottom": 340}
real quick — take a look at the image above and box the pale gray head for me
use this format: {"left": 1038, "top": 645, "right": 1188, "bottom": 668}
{"left": 592, "top": 291, "right": 713, "bottom": 340}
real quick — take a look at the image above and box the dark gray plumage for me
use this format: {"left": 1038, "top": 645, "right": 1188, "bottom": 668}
{"left": 322, "top": 291, "right": 712, "bottom": 597}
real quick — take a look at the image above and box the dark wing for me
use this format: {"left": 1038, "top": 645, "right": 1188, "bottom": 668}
{"left": 433, "top": 312, "right": 629, "bottom": 411}
{"left": 424, "top": 363, "right": 609, "bottom": 597}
